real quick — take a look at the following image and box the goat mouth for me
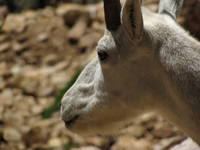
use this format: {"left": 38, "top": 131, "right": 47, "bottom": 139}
{"left": 64, "top": 115, "right": 80, "bottom": 128}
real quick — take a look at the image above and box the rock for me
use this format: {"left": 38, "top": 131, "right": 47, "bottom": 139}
{"left": 0, "top": 76, "right": 5, "bottom": 89}
{"left": 79, "top": 32, "right": 101, "bottom": 53}
{"left": 40, "top": 7, "right": 55, "bottom": 18}
{"left": 56, "top": 4, "right": 89, "bottom": 27}
{"left": 20, "top": 78, "right": 39, "bottom": 95}
{"left": 72, "top": 146, "right": 101, "bottom": 150}
{"left": 67, "top": 0, "right": 101, "bottom": 4}
{"left": 37, "top": 85, "right": 54, "bottom": 97}
{"left": 120, "top": 125, "right": 146, "bottom": 138}
{"left": 31, "top": 105, "right": 43, "bottom": 115}
{"left": 12, "top": 42, "right": 27, "bottom": 53}
{"left": 0, "top": 42, "right": 11, "bottom": 53}
{"left": 154, "top": 136, "right": 185, "bottom": 150}
{"left": 111, "top": 136, "right": 152, "bottom": 150}
{"left": 11, "top": 65, "right": 23, "bottom": 76}
{"left": 43, "top": 54, "right": 58, "bottom": 66}
{"left": 24, "top": 126, "right": 48, "bottom": 145}
{"left": 1, "top": 89, "right": 13, "bottom": 106}
{"left": 48, "top": 138, "right": 62, "bottom": 148}
{"left": 152, "top": 122, "right": 176, "bottom": 138}
{"left": 0, "top": 6, "right": 8, "bottom": 18}
{"left": 68, "top": 15, "right": 89, "bottom": 45}
{"left": 22, "top": 10, "right": 37, "bottom": 20}
{"left": 3, "top": 15, "right": 27, "bottom": 33}
{"left": 0, "top": 62, "right": 10, "bottom": 76}
{"left": 3, "top": 128, "right": 22, "bottom": 142}
{"left": 0, "top": 6, "right": 8, "bottom": 24}
{"left": 0, "top": 35, "right": 9, "bottom": 43}
{"left": 37, "top": 33, "right": 49, "bottom": 42}
{"left": 85, "top": 136, "right": 110, "bottom": 148}
{"left": 170, "top": 138, "right": 200, "bottom": 150}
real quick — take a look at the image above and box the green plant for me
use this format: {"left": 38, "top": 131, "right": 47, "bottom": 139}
{"left": 0, "top": 23, "right": 4, "bottom": 33}
{"left": 64, "top": 141, "right": 79, "bottom": 150}
{"left": 42, "top": 68, "right": 83, "bottom": 119}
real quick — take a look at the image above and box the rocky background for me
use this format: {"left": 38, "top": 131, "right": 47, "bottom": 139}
{"left": 0, "top": 0, "right": 199, "bottom": 150}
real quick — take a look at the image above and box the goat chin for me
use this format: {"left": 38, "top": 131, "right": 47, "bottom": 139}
{"left": 69, "top": 118, "right": 133, "bottom": 137}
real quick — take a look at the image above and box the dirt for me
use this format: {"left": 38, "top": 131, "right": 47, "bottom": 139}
{"left": 0, "top": 1, "right": 199, "bottom": 150}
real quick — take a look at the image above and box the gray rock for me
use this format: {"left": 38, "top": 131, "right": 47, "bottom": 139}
{"left": 170, "top": 138, "right": 200, "bottom": 150}
{"left": 72, "top": 146, "right": 101, "bottom": 150}
{"left": 0, "top": 42, "right": 10, "bottom": 53}
{"left": 3, "top": 128, "right": 22, "bottom": 142}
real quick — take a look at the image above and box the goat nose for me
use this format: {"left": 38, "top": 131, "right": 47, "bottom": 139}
{"left": 63, "top": 115, "right": 80, "bottom": 128}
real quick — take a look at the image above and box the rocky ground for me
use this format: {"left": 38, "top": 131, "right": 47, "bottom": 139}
{"left": 0, "top": 1, "right": 199, "bottom": 150}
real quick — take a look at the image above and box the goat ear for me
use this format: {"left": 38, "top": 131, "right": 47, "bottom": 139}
{"left": 159, "top": 0, "right": 184, "bottom": 20}
{"left": 122, "top": 0, "right": 143, "bottom": 41}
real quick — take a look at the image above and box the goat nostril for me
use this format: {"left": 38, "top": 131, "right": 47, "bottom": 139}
{"left": 64, "top": 115, "right": 80, "bottom": 127}
{"left": 77, "top": 103, "right": 87, "bottom": 110}
{"left": 98, "top": 50, "right": 109, "bottom": 61}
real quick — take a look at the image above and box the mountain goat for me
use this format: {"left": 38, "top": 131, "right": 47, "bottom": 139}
{"left": 61, "top": 0, "right": 200, "bottom": 144}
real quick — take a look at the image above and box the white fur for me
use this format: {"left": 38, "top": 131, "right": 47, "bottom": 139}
{"left": 61, "top": 0, "right": 200, "bottom": 144}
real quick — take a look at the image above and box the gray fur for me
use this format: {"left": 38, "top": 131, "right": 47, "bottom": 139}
{"left": 158, "top": 0, "right": 184, "bottom": 19}
{"left": 61, "top": 0, "right": 200, "bottom": 144}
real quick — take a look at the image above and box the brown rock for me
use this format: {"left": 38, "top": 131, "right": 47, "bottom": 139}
{"left": 152, "top": 122, "right": 176, "bottom": 139}
{"left": 72, "top": 146, "right": 101, "bottom": 150}
{"left": 154, "top": 136, "right": 185, "bottom": 150}
{"left": 0, "top": 6, "right": 9, "bottom": 19}
{"left": 85, "top": 136, "right": 110, "bottom": 148}
{"left": 111, "top": 136, "right": 152, "bottom": 150}
{"left": 56, "top": 4, "right": 87, "bottom": 26}
{"left": 48, "top": 138, "right": 62, "bottom": 148}
{"left": 12, "top": 42, "right": 27, "bottom": 53}
{"left": 0, "top": 42, "right": 11, "bottom": 53}
{"left": 3, "top": 128, "right": 22, "bottom": 142}
{"left": 79, "top": 32, "right": 101, "bottom": 53}
{"left": 20, "top": 78, "right": 39, "bottom": 95}
{"left": 170, "top": 138, "right": 200, "bottom": 150}
{"left": 68, "top": 15, "right": 89, "bottom": 45}
{"left": 120, "top": 125, "right": 146, "bottom": 138}
{"left": 11, "top": 65, "right": 23, "bottom": 76}
{"left": 0, "top": 62, "right": 10, "bottom": 76}
{"left": 37, "top": 86, "right": 54, "bottom": 97}
{"left": 3, "top": 15, "right": 27, "bottom": 33}
{"left": 37, "top": 33, "right": 49, "bottom": 42}
{"left": 0, "top": 35, "right": 9, "bottom": 43}
{"left": 0, "top": 77, "right": 6, "bottom": 89}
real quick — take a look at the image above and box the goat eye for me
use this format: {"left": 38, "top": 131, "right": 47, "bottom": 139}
{"left": 98, "top": 50, "right": 109, "bottom": 61}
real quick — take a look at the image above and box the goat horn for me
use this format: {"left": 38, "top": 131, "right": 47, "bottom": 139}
{"left": 103, "top": 0, "right": 122, "bottom": 31}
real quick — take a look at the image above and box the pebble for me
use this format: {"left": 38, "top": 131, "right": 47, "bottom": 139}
{"left": 72, "top": 146, "right": 101, "bottom": 150}
{"left": 85, "top": 136, "right": 110, "bottom": 148}
{"left": 121, "top": 125, "right": 146, "bottom": 138}
{"left": 0, "top": 77, "right": 5, "bottom": 89}
{"left": 170, "top": 138, "right": 200, "bottom": 150}
{"left": 3, "top": 128, "right": 22, "bottom": 142}
{"left": 111, "top": 136, "right": 152, "bottom": 150}
{"left": 12, "top": 42, "right": 25, "bottom": 53}
{"left": 48, "top": 138, "right": 62, "bottom": 147}
{"left": 3, "top": 15, "right": 27, "bottom": 33}
{"left": 37, "top": 33, "right": 49, "bottom": 42}
{"left": 0, "top": 35, "right": 9, "bottom": 43}
{"left": 0, "top": 42, "right": 10, "bottom": 53}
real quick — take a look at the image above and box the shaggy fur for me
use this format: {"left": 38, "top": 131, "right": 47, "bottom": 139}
{"left": 61, "top": 0, "right": 200, "bottom": 144}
